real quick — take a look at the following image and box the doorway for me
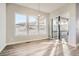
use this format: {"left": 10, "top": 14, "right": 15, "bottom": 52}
{"left": 51, "top": 16, "right": 69, "bottom": 42}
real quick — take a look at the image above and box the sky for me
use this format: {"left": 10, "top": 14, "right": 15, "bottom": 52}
{"left": 15, "top": 13, "right": 37, "bottom": 24}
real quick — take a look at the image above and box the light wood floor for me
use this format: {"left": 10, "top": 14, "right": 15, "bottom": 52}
{"left": 0, "top": 39, "right": 79, "bottom": 56}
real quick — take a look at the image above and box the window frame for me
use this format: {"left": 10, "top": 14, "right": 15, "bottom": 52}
{"left": 15, "top": 12, "right": 47, "bottom": 36}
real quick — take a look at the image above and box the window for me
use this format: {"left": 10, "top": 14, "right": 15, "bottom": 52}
{"left": 39, "top": 16, "right": 47, "bottom": 34}
{"left": 28, "top": 16, "right": 38, "bottom": 35}
{"left": 15, "top": 13, "right": 27, "bottom": 36}
{"left": 15, "top": 13, "right": 47, "bottom": 36}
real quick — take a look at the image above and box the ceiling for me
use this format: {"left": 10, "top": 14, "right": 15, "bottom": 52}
{"left": 16, "top": 3, "right": 68, "bottom": 13}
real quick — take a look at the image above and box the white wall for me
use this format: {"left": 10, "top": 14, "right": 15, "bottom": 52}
{"left": 76, "top": 3, "right": 79, "bottom": 46}
{"left": 6, "top": 3, "right": 48, "bottom": 45}
{"left": 0, "top": 3, "right": 6, "bottom": 52}
{"left": 49, "top": 4, "right": 76, "bottom": 47}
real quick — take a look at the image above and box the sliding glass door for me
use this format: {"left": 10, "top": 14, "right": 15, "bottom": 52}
{"left": 52, "top": 16, "right": 69, "bottom": 41}
{"left": 52, "top": 18, "right": 59, "bottom": 39}
{"left": 60, "top": 17, "right": 69, "bottom": 41}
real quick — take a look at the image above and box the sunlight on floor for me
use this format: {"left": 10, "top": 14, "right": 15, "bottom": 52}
{"left": 49, "top": 40, "right": 59, "bottom": 56}
{"left": 61, "top": 38, "right": 71, "bottom": 56}
{"left": 0, "top": 39, "right": 73, "bottom": 56}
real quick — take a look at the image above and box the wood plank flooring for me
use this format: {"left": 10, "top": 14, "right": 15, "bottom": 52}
{"left": 0, "top": 39, "right": 79, "bottom": 56}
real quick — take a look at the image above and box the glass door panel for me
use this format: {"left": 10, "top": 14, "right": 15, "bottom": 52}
{"left": 60, "top": 18, "right": 69, "bottom": 42}
{"left": 52, "top": 16, "right": 69, "bottom": 41}
{"left": 52, "top": 18, "right": 59, "bottom": 39}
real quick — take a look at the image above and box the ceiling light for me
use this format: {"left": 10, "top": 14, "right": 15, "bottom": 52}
{"left": 38, "top": 14, "right": 41, "bottom": 17}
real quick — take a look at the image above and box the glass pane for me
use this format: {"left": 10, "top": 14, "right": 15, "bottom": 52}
{"left": 53, "top": 18, "right": 59, "bottom": 39}
{"left": 52, "top": 16, "right": 69, "bottom": 41}
{"left": 60, "top": 19, "right": 68, "bottom": 41}
{"left": 39, "top": 16, "right": 47, "bottom": 34}
{"left": 15, "top": 13, "right": 27, "bottom": 36}
{"left": 28, "top": 16, "right": 38, "bottom": 35}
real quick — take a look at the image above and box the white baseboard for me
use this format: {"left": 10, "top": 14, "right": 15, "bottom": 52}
{"left": 0, "top": 45, "right": 6, "bottom": 52}
{"left": 7, "top": 38, "right": 47, "bottom": 45}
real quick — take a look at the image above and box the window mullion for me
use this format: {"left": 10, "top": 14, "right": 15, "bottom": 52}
{"left": 38, "top": 17, "right": 39, "bottom": 33}
{"left": 27, "top": 16, "right": 29, "bottom": 35}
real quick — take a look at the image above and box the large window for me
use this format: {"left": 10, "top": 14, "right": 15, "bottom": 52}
{"left": 15, "top": 13, "right": 47, "bottom": 36}
{"left": 28, "top": 16, "right": 38, "bottom": 35}
{"left": 15, "top": 13, "right": 27, "bottom": 36}
{"left": 39, "top": 16, "right": 47, "bottom": 34}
